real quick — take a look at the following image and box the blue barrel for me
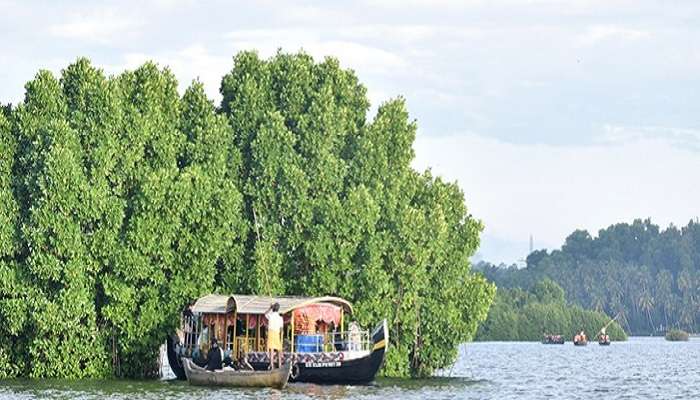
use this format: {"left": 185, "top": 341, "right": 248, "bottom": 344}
{"left": 295, "top": 334, "right": 323, "bottom": 352}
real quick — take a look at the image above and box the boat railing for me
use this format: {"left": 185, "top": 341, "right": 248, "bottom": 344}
{"left": 179, "top": 312, "right": 373, "bottom": 357}
{"left": 291, "top": 330, "right": 371, "bottom": 353}
{"left": 234, "top": 337, "right": 266, "bottom": 354}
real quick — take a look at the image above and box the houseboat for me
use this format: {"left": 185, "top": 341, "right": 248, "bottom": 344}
{"left": 167, "top": 294, "right": 388, "bottom": 385}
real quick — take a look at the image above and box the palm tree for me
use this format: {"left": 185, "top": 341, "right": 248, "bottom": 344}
{"left": 638, "top": 289, "right": 655, "bottom": 332}
{"left": 655, "top": 270, "right": 673, "bottom": 329}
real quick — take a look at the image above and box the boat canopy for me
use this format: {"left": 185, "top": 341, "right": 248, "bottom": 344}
{"left": 190, "top": 294, "right": 353, "bottom": 315}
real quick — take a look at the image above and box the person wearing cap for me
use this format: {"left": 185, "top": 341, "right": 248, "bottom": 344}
{"left": 265, "top": 302, "right": 283, "bottom": 369}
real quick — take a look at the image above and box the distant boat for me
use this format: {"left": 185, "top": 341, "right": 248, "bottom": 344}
{"left": 573, "top": 332, "right": 588, "bottom": 346}
{"left": 542, "top": 335, "right": 565, "bottom": 344}
{"left": 594, "top": 313, "right": 619, "bottom": 347}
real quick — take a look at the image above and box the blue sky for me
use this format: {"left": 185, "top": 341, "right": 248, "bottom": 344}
{"left": 2, "top": 0, "right": 699, "bottom": 264}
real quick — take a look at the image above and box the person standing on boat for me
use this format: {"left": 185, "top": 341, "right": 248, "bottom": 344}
{"left": 205, "top": 338, "right": 223, "bottom": 371}
{"left": 265, "top": 302, "right": 283, "bottom": 369}
{"left": 349, "top": 321, "right": 361, "bottom": 351}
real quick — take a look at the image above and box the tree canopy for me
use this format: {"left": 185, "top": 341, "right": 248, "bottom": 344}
{"left": 0, "top": 52, "right": 494, "bottom": 379}
{"left": 476, "top": 279, "right": 627, "bottom": 341}
{"left": 477, "top": 218, "right": 700, "bottom": 335}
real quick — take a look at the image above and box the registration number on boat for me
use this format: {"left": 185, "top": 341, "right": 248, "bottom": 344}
{"left": 305, "top": 361, "right": 341, "bottom": 368}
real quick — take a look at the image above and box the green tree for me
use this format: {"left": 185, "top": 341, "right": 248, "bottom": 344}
{"left": 480, "top": 218, "right": 700, "bottom": 335}
{"left": 220, "top": 51, "right": 493, "bottom": 377}
{"left": 476, "top": 280, "right": 626, "bottom": 341}
{"left": 0, "top": 51, "right": 493, "bottom": 379}
{"left": 0, "top": 105, "right": 23, "bottom": 378}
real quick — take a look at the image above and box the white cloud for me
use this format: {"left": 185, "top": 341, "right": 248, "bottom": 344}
{"left": 413, "top": 132, "right": 700, "bottom": 263}
{"left": 106, "top": 45, "right": 231, "bottom": 102}
{"left": 601, "top": 124, "right": 700, "bottom": 151}
{"left": 225, "top": 29, "right": 407, "bottom": 74}
{"left": 48, "top": 9, "right": 141, "bottom": 44}
{"left": 577, "top": 25, "right": 650, "bottom": 46}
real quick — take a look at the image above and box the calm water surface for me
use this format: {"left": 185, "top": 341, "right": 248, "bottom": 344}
{"left": 1, "top": 337, "right": 698, "bottom": 399}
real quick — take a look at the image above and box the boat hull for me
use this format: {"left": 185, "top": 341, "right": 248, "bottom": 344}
{"left": 251, "top": 346, "right": 386, "bottom": 384}
{"left": 542, "top": 338, "right": 565, "bottom": 344}
{"left": 183, "top": 358, "right": 291, "bottom": 389}
{"left": 573, "top": 341, "right": 588, "bottom": 346}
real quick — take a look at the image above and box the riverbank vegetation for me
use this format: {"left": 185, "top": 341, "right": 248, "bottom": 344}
{"left": 665, "top": 329, "right": 689, "bottom": 341}
{"left": 476, "top": 279, "right": 627, "bottom": 341}
{"left": 477, "top": 219, "right": 700, "bottom": 335}
{"left": 0, "top": 53, "right": 494, "bottom": 379}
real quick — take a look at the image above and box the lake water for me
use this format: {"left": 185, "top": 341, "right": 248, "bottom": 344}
{"left": 1, "top": 337, "right": 698, "bottom": 399}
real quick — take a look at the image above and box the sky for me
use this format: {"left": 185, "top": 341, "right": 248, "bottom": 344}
{"left": 1, "top": 0, "right": 699, "bottom": 264}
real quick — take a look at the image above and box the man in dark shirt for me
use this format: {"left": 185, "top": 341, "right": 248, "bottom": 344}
{"left": 205, "top": 338, "right": 223, "bottom": 371}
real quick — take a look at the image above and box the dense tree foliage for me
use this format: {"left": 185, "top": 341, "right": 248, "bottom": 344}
{"left": 477, "top": 218, "right": 700, "bottom": 335}
{"left": 476, "top": 279, "right": 627, "bottom": 341}
{"left": 0, "top": 52, "right": 493, "bottom": 379}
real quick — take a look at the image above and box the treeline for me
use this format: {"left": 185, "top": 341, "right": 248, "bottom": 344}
{"left": 477, "top": 219, "right": 700, "bottom": 335}
{"left": 476, "top": 279, "right": 627, "bottom": 341}
{"left": 0, "top": 53, "right": 494, "bottom": 379}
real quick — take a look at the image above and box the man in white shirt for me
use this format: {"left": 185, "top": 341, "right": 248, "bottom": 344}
{"left": 349, "top": 321, "right": 361, "bottom": 351}
{"left": 265, "top": 302, "right": 283, "bottom": 369}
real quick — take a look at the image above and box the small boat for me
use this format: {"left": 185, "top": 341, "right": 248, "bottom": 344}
{"left": 573, "top": 340, "right": 588, "bottom": 346}
{"left": 542, "top": 335, "right": 565, "bottom": 344}
{"left": 573, "top": 331, "right": 588, "bottom": 346}
{"left": 183, "top": 358, "right": 291, "bottom": 389}
{"left": 594, "top": 313, "right": 619, "bottom": 346}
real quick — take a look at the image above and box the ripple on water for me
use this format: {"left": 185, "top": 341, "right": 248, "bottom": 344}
{"left": 1, "top": 337, "right": 699, "bottom": 399}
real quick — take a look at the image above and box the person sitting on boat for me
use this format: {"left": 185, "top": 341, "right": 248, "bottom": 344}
{"left": 205, "top": 338, "right": 224, "bottom": 371}
{"left": 577, "top": 330, "right": 587, "bottom": 343}
{"left": 265, "top": 302, "right": 283, "bottom": 370}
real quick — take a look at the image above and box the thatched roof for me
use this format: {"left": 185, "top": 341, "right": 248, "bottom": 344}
{"left": 190, "top": 294, "right": 353, "bottom": 315}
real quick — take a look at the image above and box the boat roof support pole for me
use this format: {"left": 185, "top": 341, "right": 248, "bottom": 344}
{"left": 256, "top": 314, "right": 261, "bottom": 352}
{"left": 245, "top": 314, "right": 249, "bottom": 353}
{"left": 233, "top": 310, "right": 237, "bottom": 357}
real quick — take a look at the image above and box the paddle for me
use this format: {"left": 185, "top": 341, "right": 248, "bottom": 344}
{"left": 594, "top": 312, "right": 621, "bottom": 342}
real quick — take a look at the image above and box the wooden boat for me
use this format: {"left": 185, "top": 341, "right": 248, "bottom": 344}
{"left": 183, "top": 358, "right": 291, "bottom": 389}
{"left": 168, "top": 294, "right": 388, "bottom": 385}
{"left": 542, "top": 335, "right": 565, "bottom": 344}
{"left": 573, "top": 332, "right": 588, "bottom": 346}
{"left": 594, "top": 313, "right": 618, "bottom": 347}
